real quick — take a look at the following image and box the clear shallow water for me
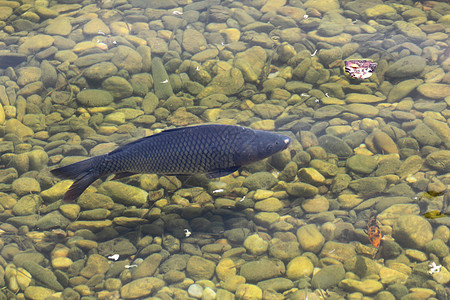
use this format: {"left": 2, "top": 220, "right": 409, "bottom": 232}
{"left": 0, "top": 0, "right": 449, "bottom": 299}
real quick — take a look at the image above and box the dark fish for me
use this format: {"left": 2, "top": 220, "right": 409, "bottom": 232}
{"left": 51, "top": 124, "right": 291, "bottom": 202}
{"left": 0, "top": 53, "right": 27, "bottom": 69}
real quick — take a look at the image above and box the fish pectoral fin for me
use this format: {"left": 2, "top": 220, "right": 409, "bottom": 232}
{"left": 206, "top": 166, "right": 240, "bottom": 179}
{"left": 112, "top": 172, "right": 138, "bottom": 180}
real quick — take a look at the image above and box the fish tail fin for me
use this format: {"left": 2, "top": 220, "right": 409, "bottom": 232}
{"left": 51, "top": 156, "right": 104, "bottom": 202}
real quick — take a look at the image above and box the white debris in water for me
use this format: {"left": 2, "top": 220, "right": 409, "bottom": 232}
{"left": 108, "top": 254, "right": 120, "bottom": 261}
{"left": 428, "top": 262, "right": 442, "bottom": 274}
{"left": 124, "top": 264, "right": 138, "bottom": 269}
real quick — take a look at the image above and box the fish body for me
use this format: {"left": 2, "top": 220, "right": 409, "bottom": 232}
{"left": 51, "top": 124, "right": 291, "bottom": 201}
{"left": 367, "top": 211, "right": 382, "bottom": 248}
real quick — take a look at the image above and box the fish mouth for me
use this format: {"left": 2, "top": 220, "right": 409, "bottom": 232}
{"left": 283, "top": 137, "right": 291, "bottom": 149}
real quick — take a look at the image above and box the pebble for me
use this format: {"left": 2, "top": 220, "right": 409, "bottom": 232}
{"left": 311, "top": 264, "right": 345, "bottom": 289}
{"left": 286, "top": 256, "right": 314, "bottom": 280}
{"left": 99, "top": 182, "right": 148, "bottom": 206}
{"left": 297, "top": 224, "right": 325, "bottom": 253}
{"left": 393, "top": 215, "right": 433, "bottom": 249}
{"left": 240, "top": 259, "right": 285, "bottom": 283}
{"left": 186, "top": 256, "right": 216, "bottom": 281}
{"left": 417, "top": 83, "right": 450, "bottom": 99}
{"left": 188, "top": 283, "right": 203, "bottom": 298}
{"left": 243, "top": 234, "right": 269, "bottom": 255}
{"left": 339, "top": 279, "right": 383, "bottom": 294}
{"left": 235, "top": 284, "right": 262, "bottom": 300}
{"left": 120, "top": 277, "right": 165, "bottom": 299}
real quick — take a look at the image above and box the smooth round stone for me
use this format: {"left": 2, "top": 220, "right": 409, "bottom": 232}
{"left": 243, "top": 234, "right": 269, "bottom": 255}
{"left": 239, "top": 259, "right": 285, "bottom": 283}
{"left": 314, "top": 105, "right": 346, "bottom": 119}
{"left": 311, "top": 264, "right": 345, "bottom": 289}
{"left": 301, "top": 196, "right": 329, "bottom": 213}
{"left": 388, "top": 79, "right": 423, "bottom": 102}
{"left": 425, "top": 150, "right": 450, "bottom": 173}
{"left": 286, "top": 182, "right": 319, "bottom": 198}
{"left": 84, "top": 62, "right": 118, "bottom": 81}
{"left": 235, "top": 284, "right": 262, "bottom": 300}
{"left": 45, "top": 18, "right": 72, "bottom": 36}
{"left": 269, "top": 240, "right": 300, "bottom": 261}
{"left": 243, "top": 172, "right": 278, "bottom": 190}
{"left": 379, "top": 267, "right": 409, "bottom": 286}
{"left": 297, "top": 224, "right": 325, "bottom": 253}
{"left": 417, "top": 83, "right": 450, "bottom": 99}
{"left": 349, "top": 177, "right": 387, "bottom": 196}
{"left": 186, "top": 256, "right": 216, "bottom": 281}
{"left": 77, "top": 89, "right": 114, "bottom": 107}
{"left": 253, "top": 189, "right": 274, "bottom": 200}
{"left": 254, "top": 197, "right": 283, "bottom": 212}
{"left": 371, "top": 130, "right": 399, "bottom": 154}
{"left": 12, "top": 177, "right": 41, "bottom": 196}
{"left": 52, "top": 257, "right": 73, "bottom": 269}
{"left": 304, "top": 0, "right": 340, "bottom": 13}
{"left": 24, "top": 286, "right": 54, "bottom": 300}
{"left": 120, "top": 277, "right": 165, "bottom": 299}
{"left": 363, "top": 4, "right": 396, "bottom": 18}
{"left": 251, "top": 104, "right": 284, "bottom": 119}
{"left": 411, "top": 123, "right": 442, "bottom": 146}
{"left": 12, "top": 194, "right": 40, "bottom": 216}
{"left": 424, "top": 239, "right": 449, "bottom": 258}
{"left": 5, "top": 119, "right": 34, "bottom": 139}
{"left": 337, "top": 194, "right": 363, "bottom": 209}
{"left": 339, "top": 279, "right": 383, "bottom": 295}
{"left": 346, "top": 103, "right": 379, "bottom": 117}
{"left": 35, "top": 7, "right": 59, "bottom": 19}
{"left": 424, "top": 117, "right": 450, "bottom": 143}
{"left": 99, "top": 182, "right": 148, "bottom": 206}
{"left": 254, "top": 212, "right": 280, "bottom": 227}
{"left": 102, "top": 76, "right": 133, "bottom": 99}
{"left": 385, "top": 55, "right": 426, "bottom": 78}
{"left": 216, "top": 258, "right": 237, "bottom": 281}
{"left": 405, "top": 249, "right": 427, "bottom": 262}
{"left": 286, "top": 256, "right": 314, "bottom": 280}
{"left": 18, "top": 34, "right": 54, "bottom": 55}
{"left": 394, "top": 21, "right": 426, "bottom": 41}
{"left": 202, "top": 287, "right": 216, "bottom": 300}
{"left": 346, "top": 154, "right": 377, "bottom": 174}
{"left": 318, "top": 135, "right": 353, "bottom": 158}
{"left": 257, "top": 277, "right": 294, "bottom": 293}
{"left": 346, "top": 93, "right": 384, "bottom": 104}
{"left": 345, "top": 256, "right": 379, "bottom": 278}
{"left": 104, "top": 112, "right": 125, "bottom": 124}
{"left": 111, "top": 46, "right": 143, "bottom": 74}
{"left": 83, "top": 18, "right": 110, "bottom": 35}
{"left": 393, "top": 215, "right": 433, "bottom": 249}
{"left": 182, "top": 28, "right": 207, "bottom": 54}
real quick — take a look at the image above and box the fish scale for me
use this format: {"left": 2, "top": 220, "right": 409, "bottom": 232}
{"left": 51, "top": 124, "right": 291, "bottom": 201}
